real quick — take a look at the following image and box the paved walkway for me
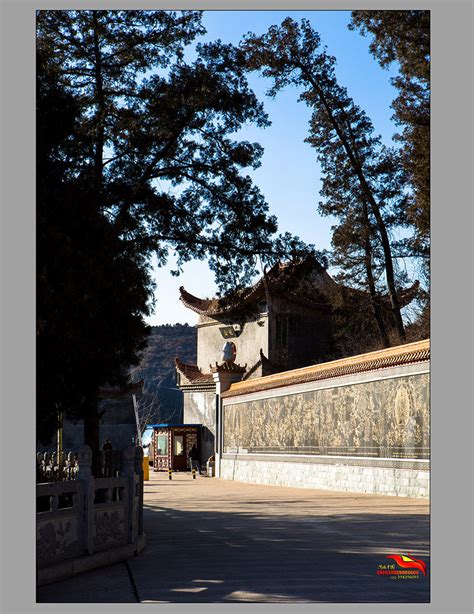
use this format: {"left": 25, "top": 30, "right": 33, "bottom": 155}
{"left": 37, "top": 471, "right": 430, "bottom": 603}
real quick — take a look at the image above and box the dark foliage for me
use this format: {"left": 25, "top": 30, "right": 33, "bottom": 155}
{"left": 37, "top": 11, "right": 314, "bottom": 471}
{"left": 37, "top": 51, "right": 152, "bottom": 462}
{"left": 349, "top": 11, "right": 430, "bottom": 262}
{"left": 36, "top": 11, "right": 312, "bottom": 293}
{"left": 242, "top": 18, "right": 413, "bottom": 345}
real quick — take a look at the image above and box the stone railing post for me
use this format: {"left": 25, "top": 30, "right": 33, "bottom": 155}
{"left": 66, "top": 451, "right": 76, "bottom": 481}
{"left": 135, "top": 446, "right": 144, "bottom": 536}
{"left": 36, "top": 452, "right": 44, "bottom": 482}
{"left": 77, "top": 444, "right": 94, "bottom": 554}
{"left": 122, "top": 446, "right": 138, "bottom": 545}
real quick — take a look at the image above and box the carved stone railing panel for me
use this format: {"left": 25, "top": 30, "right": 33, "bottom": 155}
{"left": 36, "top": 481, "right": 85, "bottom": 567}
{"left": 92, "top": 477, "right": 129, "bottom": 551}
{"left": 36, "top": 445, "right": 145, "bottom": 572}
{"left": 134, "top": 447, "right": 144, "bottom": 537}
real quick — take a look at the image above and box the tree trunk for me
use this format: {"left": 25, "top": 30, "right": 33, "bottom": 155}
{"left": 303, "top": 68, "right": 406, "bottom": 342}
{"left": 80, "top": 16, "right": 105, "bottom": 478}
{"left": 84, "top": 398, "right": 102, "bottom": 477}
{"left": 362, "top": 202, "right": 390, "bottom": 347}
{"left": 92, "top": 13, "right": 105, "bottom": 196}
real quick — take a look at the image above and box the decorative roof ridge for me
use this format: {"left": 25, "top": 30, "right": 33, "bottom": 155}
{"left": 179, "top": 382, "right": 216, "bottom": 391}
{"left": 210, "top": 360, "right": 247, "bottom": 374}
{"left": 175, "top": 357, "right": 201, "bottom": 373}
{"left": 179, "top": 257, "right": 419, "bottom": 317}
{"left": 179, "top": 276, "right": 267, "bottom": 316}
{"left": 175, "top": 357, "right": 214, "bottom": 383}
{"left": 242, "top": 360, "right": 262, "bottom": 381}
{"left": 178, "top": 287, "right": 215, "bottom": 315}
{"left": 178, "top": 257, "right": 317, "bottom": 316}
{"left": 221, "top": 339, "right": 430, "bottom": 398}
{"left": 377, "top": 280, "right": 420, "bottom": 309}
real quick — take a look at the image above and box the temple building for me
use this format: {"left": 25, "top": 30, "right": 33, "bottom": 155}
{"left": 175, "top": 255, "right": 419, "bottom": 464}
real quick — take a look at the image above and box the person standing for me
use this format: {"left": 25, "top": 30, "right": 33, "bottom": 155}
{"left": 188, "top": 444, "right": 201, "bottom": 475}
{"left": 101, "top": 438, "right": 114, "bottom": 477}
{"left": 102, "top": 438, "right": 113, "bottom": 451}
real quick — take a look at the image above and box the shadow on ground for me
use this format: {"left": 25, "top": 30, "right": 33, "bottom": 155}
{"left": 129, "top": 503, "right": 430, "bottom": 603}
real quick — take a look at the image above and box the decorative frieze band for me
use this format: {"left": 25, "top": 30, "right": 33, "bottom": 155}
{"left": 222, "top": 339, "right": 430, "bottom": 398}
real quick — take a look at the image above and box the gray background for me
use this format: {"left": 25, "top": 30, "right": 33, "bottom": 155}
{"left": 1, "top": 1, "right": 472, "bottom": 612}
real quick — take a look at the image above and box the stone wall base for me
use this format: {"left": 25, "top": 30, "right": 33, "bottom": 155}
{"left": 220, "top": 457, "right": 429, "bottom": 498}
{"left": 36, "top": 534, "right": 146, "bottom": 587}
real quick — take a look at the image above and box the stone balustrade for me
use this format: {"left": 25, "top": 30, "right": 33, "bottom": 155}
{"left": 36, "top": 448, "right": 124, "bottom": 482}
{"left": 36, "top": 444, "right": 145, "bottom": 586}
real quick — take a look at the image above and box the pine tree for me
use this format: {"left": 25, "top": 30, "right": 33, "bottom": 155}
{"left": 37, "top": 50, "right": 154, "bottom": 473}
{"left": 349, "top": 10, "right": 430, "bottom": 262}
{"left": 242, "top": 18, "right": 409, "bottom": 343}
{"left": 37, "top": 11, "right": 311, "bottom": 472}
{"left": 36, "top": 11, "right": 302, "bottom": 290}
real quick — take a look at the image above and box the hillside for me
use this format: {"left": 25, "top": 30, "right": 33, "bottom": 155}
{"left": 130, "top": 324, "right": 197, "bottom": 425}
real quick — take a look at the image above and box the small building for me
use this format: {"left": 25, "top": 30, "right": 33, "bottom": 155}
{"left": 151, "top": 423, "right": 201, "bottom": 472}
{"left": 175, "top": 255, "right": 419, "bottom": 463}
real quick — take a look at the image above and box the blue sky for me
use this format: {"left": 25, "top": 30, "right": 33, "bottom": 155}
{"left": 147, "top": 10, "right": 400, "bottom": 326}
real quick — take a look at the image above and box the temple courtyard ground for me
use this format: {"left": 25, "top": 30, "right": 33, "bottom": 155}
{"left": 37, "top": 470, "right": 430, "bottom": 604}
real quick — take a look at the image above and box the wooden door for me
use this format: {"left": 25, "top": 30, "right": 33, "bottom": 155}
{"left": 172, "top": 431, "right": 187, "bottom": 471}
{"left": 154, "top": 430, "right": 171, "bottom": 471}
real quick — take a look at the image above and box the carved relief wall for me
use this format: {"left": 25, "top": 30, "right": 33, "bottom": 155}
{"left": 36, "top": 516, "right": 82, "bottom": 566}
{"left": 93, "top": 508, "right": 126, "bottom": 550}
{"left": 223, "top": 373, "right": 429, "bottom": 459}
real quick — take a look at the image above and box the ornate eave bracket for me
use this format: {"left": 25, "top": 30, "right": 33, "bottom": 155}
{"left": 210, "top": 360, "right": 247, "bottom": 374}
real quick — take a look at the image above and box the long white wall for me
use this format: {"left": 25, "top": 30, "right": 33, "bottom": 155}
{"left": 220, "top": 456, "right": 429, "bottom": 498}
{"left": 220, "top": 360, "right": 430, "bottom": 498}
